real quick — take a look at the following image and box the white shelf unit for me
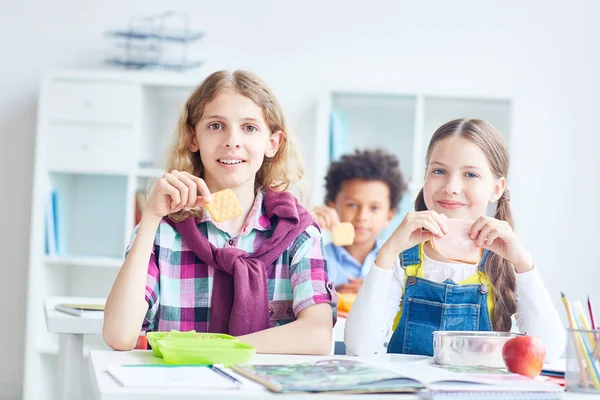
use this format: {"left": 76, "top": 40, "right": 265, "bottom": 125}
{"left": 23, "top": 70, "right": 203, "bottom": 400}
{"left": 312, "top": 90, "right": 512, "bottom": 238}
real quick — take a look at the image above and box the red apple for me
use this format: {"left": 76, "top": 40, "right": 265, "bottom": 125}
{"left": 502, "top": 335, "right": 546, "bottom": 377}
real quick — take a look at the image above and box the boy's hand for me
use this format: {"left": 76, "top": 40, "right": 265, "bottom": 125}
{"left": 336, "top": 278, "right": 363, "bottom": 294}
{"left": 312, "top": 205, "right": 340, "bottom": 231}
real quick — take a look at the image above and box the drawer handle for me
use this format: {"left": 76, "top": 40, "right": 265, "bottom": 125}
{"left": 84, "top": 100, "right": 91, "bottom": 108}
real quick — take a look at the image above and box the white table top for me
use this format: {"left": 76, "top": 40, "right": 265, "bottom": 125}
{"left": 45, "top": 296, "right": 105, "bottom": 334}
{"left": 89, "top": 350, "right": 428, "bottom": 400}
{"left": 89, "top": 350, "right": 598, "bottom": 400}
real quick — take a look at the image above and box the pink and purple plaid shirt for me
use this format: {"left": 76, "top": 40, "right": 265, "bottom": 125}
{"left": 126, "top": 191, "right": 337, "bottom": 333}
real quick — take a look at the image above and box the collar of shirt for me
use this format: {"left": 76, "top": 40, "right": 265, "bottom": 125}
{"left": 421, "top": 250, "right": 478, "bottom": 284}
{"left": 333, "top": 238, "right": 383, "bottom": 269}
{"left": 198, "top": 191, "right": 272, "bottom": 236}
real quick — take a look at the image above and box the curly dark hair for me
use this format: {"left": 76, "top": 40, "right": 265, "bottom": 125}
{"left": 324, "top": 149, "right": 407, "bottom": 208}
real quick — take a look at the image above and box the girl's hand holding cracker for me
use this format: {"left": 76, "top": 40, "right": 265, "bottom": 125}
{"left": 144, "top": 170, "right": 212, "bottom": 220}
{"left": 377, "top": 210, "right": 448, "bottom": 269}
{"left": 388, "top": 210, "right": 448, "bottom": 254}
{"left": 469, "top": 216, "right": 533, "bottom": 273}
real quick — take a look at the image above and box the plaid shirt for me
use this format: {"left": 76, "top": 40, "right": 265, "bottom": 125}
{"left": 126, "top": 191, "right": 337, "bottom": 333}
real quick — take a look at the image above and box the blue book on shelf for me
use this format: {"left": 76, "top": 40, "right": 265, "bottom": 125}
{"left": 52, "top": 190, "right": 58, "bottom": 253}
{"left": 54, "top": 190, "right": 67, "bottom": 256}
{"left": 45, "top": 190, "right": 57, "bottom": 256}
{"left": 45, "top": 189, "right": 66, "bottom": 256}
{"left": 329, "top": 110, "right": 348, "bottom": 162}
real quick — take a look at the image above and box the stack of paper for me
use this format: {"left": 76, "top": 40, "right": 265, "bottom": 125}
{"left": 107, "top": 365, "right": 241, "bottom": 390}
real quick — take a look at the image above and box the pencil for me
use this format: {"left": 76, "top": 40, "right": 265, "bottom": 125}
{"left": 562, "top": 292, "right": 591, "bottom": 388}
{"left": 575, "top": 301, "right": 597, "bottom": 349}
{"left": 588, "top": 296, "right": 597, "bottom": 331}
{"left": 590, "top": 296, "right": 600, "bottom": 360}
{"left": 572, "top": 300, "right": 600, "bottom": 389}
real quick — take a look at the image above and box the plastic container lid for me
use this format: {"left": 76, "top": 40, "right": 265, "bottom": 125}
{"left": 146, "top": 330, "right": 238, "bottom": 357}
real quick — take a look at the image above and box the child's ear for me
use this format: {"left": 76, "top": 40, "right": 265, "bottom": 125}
{"left": 189, "top": 129, "right": 199, "bottom": 152}
{"left": 387, "top": 208, "right": 397, "bottom": 223}
{"left": 490, "top": 176, "right": 507, "bottom": 203}
{"left": 327, "top": 201, "right": 336, "bottom": 209}
{"left": 265, "top": 130, "right": 283, "bottom": 158}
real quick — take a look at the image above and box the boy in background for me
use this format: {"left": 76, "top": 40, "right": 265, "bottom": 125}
{"left": 314, "top": 149, "right": 407, "bottom": 294}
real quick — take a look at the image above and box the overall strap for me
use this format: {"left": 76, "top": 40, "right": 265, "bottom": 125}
{"left": 477, "top": 249, "right": 491, "bottom": 272}
{"left": 400, "top": 244, "right": 421, "bottom": 268}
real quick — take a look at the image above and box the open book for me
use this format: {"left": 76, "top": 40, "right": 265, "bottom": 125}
{"left": 231, "top": 359, "right": 564, "bottom": 398}
{"left": 232, "top": 359, "right": 421, "bottom": 394}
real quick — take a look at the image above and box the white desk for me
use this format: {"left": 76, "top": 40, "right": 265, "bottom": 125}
{"left": 45, "top": 296, "right": 347, "bottom": 400}
{"left": 90, "top": 351, "right": 596, "bottom": 400}
{"left": 44, "top": 297, "right": 105, "bottom": 400}
{"left": 89, "top": 350, "right": 426, "bottom": 400}
{"left": 90, "top": 350, "right": 600, "bottom": 400}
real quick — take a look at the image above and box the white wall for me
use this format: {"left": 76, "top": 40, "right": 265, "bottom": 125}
{"left": 1, "top": 0, "right": 599, "bottom": 397}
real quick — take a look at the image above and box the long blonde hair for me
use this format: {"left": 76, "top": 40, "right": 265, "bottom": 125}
{"left": 165, "top": 70, "right": 305, "bottom": 221}
{"left": 415, "top": 118, "right": 516, "bottom": 332}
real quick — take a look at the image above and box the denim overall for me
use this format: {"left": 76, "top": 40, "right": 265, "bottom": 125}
{"left": 387, "top": 244, "right": 493, "bottom": 356}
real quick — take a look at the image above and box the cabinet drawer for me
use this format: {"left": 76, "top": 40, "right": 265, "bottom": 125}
{"left": 45, "top": 125, "right": 133, "bottom": 174}
{"left": 46, "top": 81, "right": 138, "bottom": 125}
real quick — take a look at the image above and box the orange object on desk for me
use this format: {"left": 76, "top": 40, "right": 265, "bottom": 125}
{"left": 135, "top": 335, "right": 148, "bottom": 350}
{"left": 337, "top": 292, "right": 357, "bottom": 316}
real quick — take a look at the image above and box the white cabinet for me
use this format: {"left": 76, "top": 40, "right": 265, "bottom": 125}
{"left": 45, "top": 125, "right": 134, "bottom": 174}
{"left": 23, "top": 70, "right": 200, "bottom": 400}
{"left": 46, "top": 81, "right": 138, "bottom": 125}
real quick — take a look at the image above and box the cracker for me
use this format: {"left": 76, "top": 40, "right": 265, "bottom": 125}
{"left": 332, "top": 222, "right": 355, "bottom": 246}
{"left": 204, "top": 189, "right": 243, "bottom": 222}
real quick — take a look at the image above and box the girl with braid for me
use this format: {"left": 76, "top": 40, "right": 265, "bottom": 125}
{"left": 345, "top": 119, "right": 564, "bottom": 361}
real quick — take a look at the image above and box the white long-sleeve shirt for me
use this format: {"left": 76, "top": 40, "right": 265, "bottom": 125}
{"left": 344, "top": 253, "right": 566, "bottom": 362}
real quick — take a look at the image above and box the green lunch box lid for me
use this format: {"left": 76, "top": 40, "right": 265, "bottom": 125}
{"left": 146, "top": 330, "right": 238, "bottom": 357}
{"left": 157, "top": 339, "right": 256, "bottom": 366}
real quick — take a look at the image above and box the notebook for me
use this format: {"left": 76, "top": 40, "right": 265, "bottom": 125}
{"left": 541, "top": 359, "right": 566, "bottom": 377}
{"left": 419, "top": 392, "right": 563, "bottom": 399}
{"left": 231, "top": 359, "right": 564, "bottom": 397}
{"left": 107, "top": 365, "right": 241, "bottom": 389}
{"left": 55, "top": 303, "right": 105, "bottom": 317}
{"left": 404, "top": 363, "right": 564, "bottom": 399}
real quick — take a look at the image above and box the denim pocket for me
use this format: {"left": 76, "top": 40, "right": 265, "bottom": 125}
{"left": 403, "top": 298, "right": 480, "bottom": 356}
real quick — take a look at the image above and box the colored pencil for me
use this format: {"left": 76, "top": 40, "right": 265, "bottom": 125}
{"left": 562, "top": 292, "right": 591, "bottom": 388}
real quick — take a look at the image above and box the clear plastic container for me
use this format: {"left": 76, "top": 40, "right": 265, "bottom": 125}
{"left": 565, "top": 328, "right": 600, "bottom": 393}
